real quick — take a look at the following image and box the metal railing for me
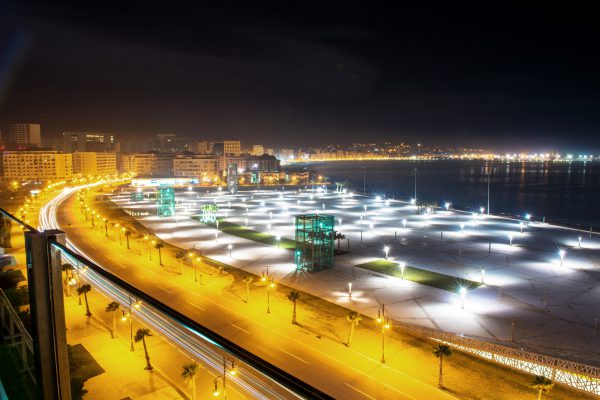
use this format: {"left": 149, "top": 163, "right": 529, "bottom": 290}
{"left": 396, "top": 321, "right": 600, "bottom": 396}
{"left": 0, "top": 288, "right": 35, "bottom": 382}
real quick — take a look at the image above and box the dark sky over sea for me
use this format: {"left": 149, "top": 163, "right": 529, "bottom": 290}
{"left": 1, "top": 2, "right": 599, "bottom": 151}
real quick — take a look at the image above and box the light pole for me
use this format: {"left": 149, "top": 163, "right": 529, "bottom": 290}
{"left": 520, "top": 222, "right": 524, "bottom": 234}
{"left": 578, "top": 236, "right": 582, "bottom": 248}
{"left": 384, "top": 245, "right": 390, "bottom": 260}
{"left": 509, "top": 233, "right": 514, "bottom": 246}
{"left": 559, "top": 249, "right": 566, "bottom": 266}
{"left": 376, "top": 304, "right": 391, "bottom": 364}
{"left": 481, "top": 267, "right": 485, "bottom": 284}
{"left": 399, "top": 261, "right": 406, "bottom": 280}
{"left": 460, "top": 287, "right": 467, "bottom": 309}
{"left": 460, "top": 223, "right": 465, "bottom": 235}
{"left": 228, "top": 244, "right": 233, "bottom": 257}
{"left": 348, "top": 282, "right": 352, "bottom": 299}
{"left": 276, "top": 235, "right": 281, "bottom": 248}
{"left": 212, "top": 356, "right": 237, "bottom": 398}
{"left": 486, "top": 171, "right": 491, "bottom": 215}
{"left": 262, "top": 268, "right": 275, "bottom": 314}
{"left": 413, "top": 168, "right": 418, "bottom": 204}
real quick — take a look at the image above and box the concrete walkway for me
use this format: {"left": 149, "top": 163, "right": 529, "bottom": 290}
{"left": 111, "top": 188, "right": 600, "bottom": 365}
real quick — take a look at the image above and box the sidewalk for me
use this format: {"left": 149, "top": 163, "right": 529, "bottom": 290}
{"left": 64, "top": 289, "right": 184, "bottom": 399}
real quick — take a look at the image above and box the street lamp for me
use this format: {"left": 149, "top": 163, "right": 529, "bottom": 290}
{"left": 268, "top": 223, "right": 272, "bottom": 236}
{"left": 520, "top": 221, "right": 524, "bottom": 233}
{"left": 228, "top": 244, "right": 233, "bottom": 257}
{"left": 460, "top": 223, "right": 465, "bottom": 234}
{"left": 262, "top": 268, "right": 275, "bottom": 314}
{"left": 369, "top": 222, "right": 374, "bottom": 234}
{"left": 480, "top": 207, "right": 485, "bottom": 214}
{"left": 460, "top": 287, "right": 467, "bottom": 309}
{"left": 384, "top": 245, "right": 390, "bottom": 260}
{"left": 399, "top": 261, "right": 406, "bottom": 280}
{"left": 402, "top": 219, "right": 407, "bottom": 230}
{"left": 509, "top": 233, "right": 514, "bottom": 246}
{"left": 348, "top": 282, "right": 352, "bottom": 298}
{"left": 212, "top": 356, "right": 237, "bottom": 398}
{"left": 245, "top": 217, "right": 248, "bottom": 227}
{"left": 276, "top": 235, "right": 281, "bottom": 248}
{"left": 559, "top": 249, "right": 566, "bottom": 266}
{"left": 578, "top": 236, "right": 582, "bottom": 248}
{"left": 445, "top": 202, "right": 451, "bottom": 211}
{"left": 480, "top": 267, "right": 485, "bottom": 284}
{"left": 376, "top": 304, "right": 391, "bottom": 364}
{"left": 525, "top": 213, "right": 531, "bottom": 221}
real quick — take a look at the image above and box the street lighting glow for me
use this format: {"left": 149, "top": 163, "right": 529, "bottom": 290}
{"left": 559, "top": 249, "right": 566, "bottom": 266}
{"left": 444, "top": 202, "right": 451, "bottom": 210}
{"left": 399, "top": 261, "right": 406, "bottom": 280}
{"left": 459, "top": 287, "right": 467, "bottom": 309}
{"left": 384, "top": 245, "right": 390, "bottom": 260}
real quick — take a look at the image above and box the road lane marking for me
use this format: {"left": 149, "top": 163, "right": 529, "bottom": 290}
{"left": 345, "top": 383, "right": 376, "bottom": 400}
{"left": 280, "top": 349, "right": 309, "bottom": 365}
{"left": 157, "top": 285, "right": 172, "bottom": 294}
{"left": 186, "top": 301, "right": 204, "bottom": 311}
{"left": 230, "top": 323, "right": 249, "bottom": 334}
{"left": 384, "top": 383, "right": 416, "bottom": 400}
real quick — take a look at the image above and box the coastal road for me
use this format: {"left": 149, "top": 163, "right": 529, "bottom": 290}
{"left": 40, "top": 186, "right": 456, "bottom": 400}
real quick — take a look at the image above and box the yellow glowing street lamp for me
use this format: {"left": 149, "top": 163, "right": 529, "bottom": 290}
{"left": 212, "top": 356, "right": 236, "bottom": 398}
{"left": 376, "top": 303, "right": 391, "bottom": 364}
{"left": 262, "top": 267, "right": 275, "bottom": 314}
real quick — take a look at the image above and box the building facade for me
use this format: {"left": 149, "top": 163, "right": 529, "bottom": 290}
{"left": 173, "top": 155, "right": 219, "bottom": 184}
{"left": 2, "top": 151, "right": 72, "bottom": 180}
{"left": 6, "top": 124, "right": 42, "bottom": 149}
{"left": 63, "top": 132, "right": 116, "bottom": 153}
{"left": 73, "top": 152, "right": 117, "bottom": 176}
{"left": 251, "top": 144, "right": 264, "bottom": 156}
{"left": 223, "top": 140, "right": 241, "bottom": 156}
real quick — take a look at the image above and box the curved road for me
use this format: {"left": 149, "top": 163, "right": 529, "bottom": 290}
{"left": 41, "top": 185, "right": 455, "bottom": 400}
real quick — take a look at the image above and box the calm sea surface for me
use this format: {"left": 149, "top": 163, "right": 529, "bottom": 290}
{"left": 295, "top": 160, "right": 600, "bottom": 228}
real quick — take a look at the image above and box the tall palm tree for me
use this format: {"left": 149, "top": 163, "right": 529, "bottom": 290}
{"left": 125, "top": 229, "right": 132, "bottom": 249}
{"left": 433, "top": 343, "right": 452, "bottom": 388}
{"left": 181, "top": 362, "right": 200, "bottom": 400}
{"left": 531, "top": 375, "right": 554, "bottom": 400}
{"left": 334, "top": 232, "right": 346, "bottom": 250}
{"left": 155, "top": 243, "right": 164, "bottom": 266}
{"left": 61, "top": 263, "right": 74, "bottom": 296}
{"left": 287, "top": 290, "right": 300, "bottom": 324}
{"left": 135, "top": 328, "right": 153, "bottom": 370}
{"left": 105, "top": 301, "right": 120, "bottom": 338}
{"left": 76, "top": 284, "right": 92, "bottom": 317}
{"left": 346, "top": 311, "right": 362, "bottom": 346}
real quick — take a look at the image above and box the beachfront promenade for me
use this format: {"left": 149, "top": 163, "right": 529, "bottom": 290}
{"left": 110, "top": 188, "right": 600, "bottom": 365}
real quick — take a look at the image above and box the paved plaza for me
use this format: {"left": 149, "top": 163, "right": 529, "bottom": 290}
{"left": 111, "top": 187, "right": 600, "bottom": 365}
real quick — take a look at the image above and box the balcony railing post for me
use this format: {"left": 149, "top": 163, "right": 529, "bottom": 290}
{"left": 25, "top": 229, "right": 71, "bottom": 400}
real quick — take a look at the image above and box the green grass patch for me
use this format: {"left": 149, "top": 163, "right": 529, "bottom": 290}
{"left": 356, "top": 259, "right": 482, "bottom": 293}
{"left": 194, "top": 217, "right": 297, "bottom": 250}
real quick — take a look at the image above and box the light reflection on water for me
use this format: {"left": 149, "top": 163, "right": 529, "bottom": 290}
{"left": 297, "top": 160, "right": 600, "bottom": 227}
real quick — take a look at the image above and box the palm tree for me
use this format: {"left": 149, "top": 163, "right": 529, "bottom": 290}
{"left": 105, "top": 301, "right": 120, "bottom": 338}
{"left": 135, "top": 328, "right": 153, "bottom": 370}
{"left": 181, "top": 362, "right": 200, "bottom": 400}
{"left": 61, "top": 263, "right": 74, "bottom": 296}
{"left": 334, "top": 232, "right": 345, "bottom": 250}
{"left": 287, "top": 290, "right": 300, "bottom": 324}
{"left": 433, "top": 344, "right": 452, "bottom": 388}
{"left": 124, "top": 229, "right": 132, "bottom": 249}
{"left": 155, "top": 243, "right": 164, "bottom": 266}
{"left": 531, "top": 375, "right": 554, "bottom": 400}
{"left": 76, "top": 284, "right": 92, "bottom": 317}
{"left": 346, "top": 311, "right": 362, "bottom": 346}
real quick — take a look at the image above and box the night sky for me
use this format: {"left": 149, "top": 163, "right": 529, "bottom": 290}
{"left": 0, "top": 1, "right": 599, "bottom": 151}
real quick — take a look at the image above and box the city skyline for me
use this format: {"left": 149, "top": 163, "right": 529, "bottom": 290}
{"left": 1, "top": 2, "right": 599, "bottom": 151}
